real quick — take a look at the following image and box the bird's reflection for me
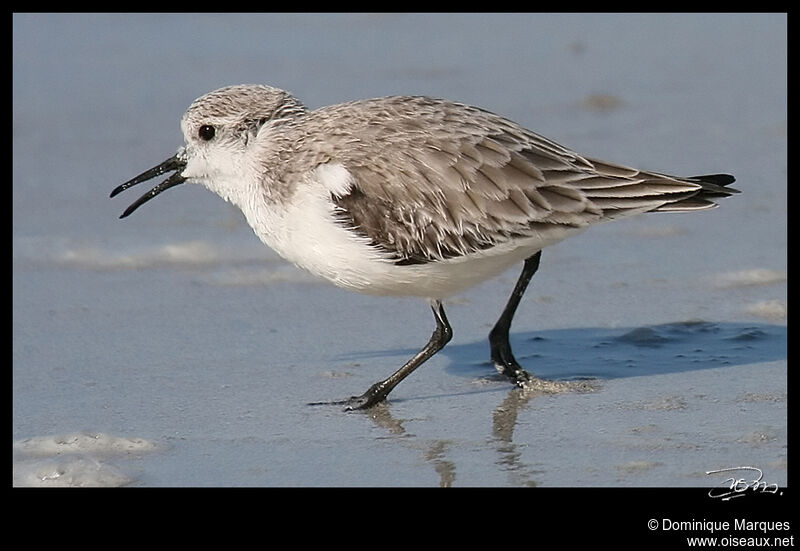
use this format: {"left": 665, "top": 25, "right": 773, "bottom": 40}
{"left": 494, "top": 378, "right": 597, "bottom": 485}
{"left": 361, "top": 377, "right": 596, "bottom": 487}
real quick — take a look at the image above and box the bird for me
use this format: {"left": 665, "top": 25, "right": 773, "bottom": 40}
{"left": 111, "top": 84, "right": 738, "bottom": 410}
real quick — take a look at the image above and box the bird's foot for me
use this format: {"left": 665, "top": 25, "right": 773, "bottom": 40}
{"left": 308, "top": 381, "right": 389, "bottom": 411}
{"left": 493, "top": 360, "right": 581, "bottom": 394}
{"left": 493, "top": 358, "right": 572, "bottom": 393}
{"left": 493, "top": 357, "right": 533, "bottom": 388}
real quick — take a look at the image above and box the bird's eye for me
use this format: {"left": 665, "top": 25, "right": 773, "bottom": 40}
{"left": 198, "top": 125, "right": 216, "bottom": 141}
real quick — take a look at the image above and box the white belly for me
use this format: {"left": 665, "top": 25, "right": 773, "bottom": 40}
{"left": 247, "top": 190, "right": 582, "bottom": 299}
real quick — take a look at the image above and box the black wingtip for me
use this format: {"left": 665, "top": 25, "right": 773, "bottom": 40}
{"left": 690, "top": 173, "right": 737, "bottom": 187}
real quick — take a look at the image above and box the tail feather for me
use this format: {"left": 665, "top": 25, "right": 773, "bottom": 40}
{"left": 654, "top": 173, "right": 739, "bottom": 211}
{"left": 688, "top": 173, "right": 737, "bottom": 187}
{"left": 582, "top": 155, "right": 738, "bottom": 216}
{"left": 686, "top": 173, "right": 739, "bottom": 196}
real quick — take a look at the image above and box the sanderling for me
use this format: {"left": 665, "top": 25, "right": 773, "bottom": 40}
{"left": 111, "top": 84, "right": 738, "bottom": 410}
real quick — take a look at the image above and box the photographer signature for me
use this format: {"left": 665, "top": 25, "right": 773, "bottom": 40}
{"left": 706, "top": 466, "right": 781, "bottom": 501}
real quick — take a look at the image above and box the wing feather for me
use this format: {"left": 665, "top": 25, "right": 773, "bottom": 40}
{"left": 303, "top": 96, "right": 737, "bottom": 264}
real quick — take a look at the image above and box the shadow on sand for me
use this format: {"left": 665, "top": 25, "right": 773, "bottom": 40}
{"left": 442, "top": 320, "right": 787, "bottom": 382}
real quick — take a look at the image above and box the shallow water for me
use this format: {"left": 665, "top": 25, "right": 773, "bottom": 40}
{"left": 13, "top": 13, "right": 786, "bottom": 488}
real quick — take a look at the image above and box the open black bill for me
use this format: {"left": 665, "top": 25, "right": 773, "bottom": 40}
{"left": 110, "top": 152, "right": 187, "bottom": 219}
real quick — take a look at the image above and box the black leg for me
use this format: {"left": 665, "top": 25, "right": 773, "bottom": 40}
{"left": 320, "top": 300, "right": 453, "bottom": 411}
{"left": 489, "top": 251, "right": 541, "bottom": 386}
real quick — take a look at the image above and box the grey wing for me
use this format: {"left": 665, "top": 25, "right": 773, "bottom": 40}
{"left": 329, "top": 103, "right": 737, "bottom": 264}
